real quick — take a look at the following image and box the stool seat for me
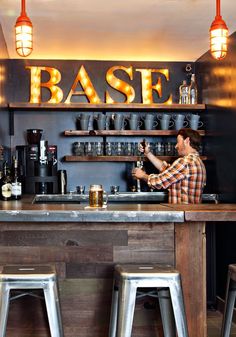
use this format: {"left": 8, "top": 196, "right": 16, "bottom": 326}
{"left": 221, "top": 264, "right": 236, "bottom": 337}
{"left": 0, "top": 264, "right": 64, "bottom": 337}
{"left": 109, "top": 264, "right": 189, "bottom": 337}
{"left": 0, "top": 265, "right": 56, "bottom": 282}
{"left": 114, "top": 264, "right": 180, "bottom": 281}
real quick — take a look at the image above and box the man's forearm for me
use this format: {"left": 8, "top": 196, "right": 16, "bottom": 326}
{"left": 141, "top": 172, "right": 149, "bottom": 182}
{"left": 146, "top": 151, "right": 163, "bottom": 171}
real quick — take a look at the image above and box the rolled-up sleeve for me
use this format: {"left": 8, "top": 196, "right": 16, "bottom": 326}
{"left": 147, "top": 158, "right": 187, "bottom": 190}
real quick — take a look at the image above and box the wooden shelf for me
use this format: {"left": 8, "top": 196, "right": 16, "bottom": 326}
{"left": 64, "top": 130, "right": 206, "bottom": 136}
{"left": 63, "top": 155, "right": 208, "bottom": 162}
{"left": 9, "top": 102, "right": 206, "bottom": 111}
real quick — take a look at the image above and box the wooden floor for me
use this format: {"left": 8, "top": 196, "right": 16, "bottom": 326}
{"left": 207, "top": 310, "right": 236, "bottom": 337}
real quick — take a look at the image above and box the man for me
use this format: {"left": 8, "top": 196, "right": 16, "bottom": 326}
{"left": 132, "top": 128, "right": 206, "bottom": 204}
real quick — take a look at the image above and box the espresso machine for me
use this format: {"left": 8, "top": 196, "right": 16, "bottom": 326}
{"left": 16, "top": 131, "right": 58, "bottom": 194}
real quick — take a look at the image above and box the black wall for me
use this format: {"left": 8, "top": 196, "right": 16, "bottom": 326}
{"left": 196, "top": 32, "right": 236, "bottom": 201}
{"left": 0, "top": 24, "right": 10, "bottom": 161}
{"left": 1, "top": 59, "right": 194, "bottom": 192}
{"left": 197, "top": 32, "right": 236, "bottom": 302}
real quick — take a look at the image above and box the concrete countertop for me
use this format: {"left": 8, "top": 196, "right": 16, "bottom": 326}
{"left": 0, "top": 195, "right": 184, "bottom": 223}
{"left": 166, "top": 203, "right": 236, "bottom": 221}
{"left": 0, "top": 195, "right": 236, "bottom": 222}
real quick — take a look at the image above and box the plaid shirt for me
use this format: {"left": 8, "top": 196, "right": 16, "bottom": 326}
{"left": 147, "top": 153, "right": 206, "bottom": 204}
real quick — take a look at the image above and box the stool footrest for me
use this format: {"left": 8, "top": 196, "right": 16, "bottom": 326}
{"left": 136, "top": 289, "right": 170, "bottom": 299}
{"left": 10, "top": 291, "right": 44, "bottom": 301}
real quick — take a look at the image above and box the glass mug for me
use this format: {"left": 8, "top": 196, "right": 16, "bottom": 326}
{"left": 187, "top": 114, "right": 203, "bottom": 130}
{"left": 89, "top": 184, "right": 107, "bottom": 207}
{"left": 158, "top": 114, "right": 174, "bottom": 130}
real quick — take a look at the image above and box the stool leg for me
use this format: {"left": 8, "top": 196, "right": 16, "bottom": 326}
{"left": 0, "top": 284, "right": 10, "bottom": 337}
{"left": 43, "top": 280, "right": 64, "bottom": 337}
{"left": 116, "top": 279, "right": 137, "bottom": 337}
{"left": 169, "top": 278, "right": 189, "bottom": 337}
{"left": 158, "top": 289, "right": 176, "bottom": 337}
{"left": 221, "top": 278, "right": 236, "bottom": 337}
{"left": 109, "top": 281, "right": 119, "bottom": 337}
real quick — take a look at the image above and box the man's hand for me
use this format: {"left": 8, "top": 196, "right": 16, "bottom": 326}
{"left": 139, "top": 141, "right": 150, "bottom": 156}
{"left": 132, "top": 167, "right": 148, "bottom": 181}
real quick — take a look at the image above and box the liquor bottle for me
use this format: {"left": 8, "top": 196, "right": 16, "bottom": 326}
{"left": 11, "top": 157, "right": 22, "bottom": 200}
{"left": 0, "top": 161, "right": 12, "bottom": 201}
{"left": 189, "top": 74, "right": 198, "bottom": 104}
{"left": 179, "top": 80, "right": 189, "bottom": 104}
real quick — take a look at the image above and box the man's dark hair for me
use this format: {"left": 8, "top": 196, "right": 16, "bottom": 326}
{"left": 177, "top": 128, "right": 201, "bottom": 151}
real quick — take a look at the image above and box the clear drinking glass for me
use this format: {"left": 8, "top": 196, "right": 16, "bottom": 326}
{"left": 164, "top": 142, "right": 174, "bottom": 156}
{"left": 84, "top": 142, "right": 95, "bottom": 156}
{"left": 95, "top": 142, "right": 104, "bottom": 156}
{"left": 114, "top": 142, "right": 124, "bottom": 156}
{"left": 73, "top": 142, "right": 85, "bottom": 156}
{"left": 154, "top": 142, "right": 165, "bottom": 156}
{"left": 105, "top": 142, "right": 113, "bottom": 156}
{"left": 124, "top": 142, "right": 134, "bottom": 156}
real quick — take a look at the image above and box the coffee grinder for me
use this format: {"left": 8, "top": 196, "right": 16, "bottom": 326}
{"left": 16, "top": 130, "right": 58, "bottom": 194}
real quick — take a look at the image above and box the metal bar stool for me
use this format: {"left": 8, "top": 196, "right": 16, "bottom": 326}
{"left": 221, "top": 264, "right": 236, "bottom": 337}
{"left": 109, "top": 264, "right": 189, "bottom": 337}
{"left": 0, "top": 265, "right": 64, "bottom": 337}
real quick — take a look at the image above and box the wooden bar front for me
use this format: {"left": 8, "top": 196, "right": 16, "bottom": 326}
{"left": 0, "top": 218, "right": 206, "bottom": 337}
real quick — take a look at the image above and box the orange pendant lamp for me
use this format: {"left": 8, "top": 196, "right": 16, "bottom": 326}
{"left": 15, "top": 0, "right": 33, "bottom": 57}
{"left": 210, "top": 0, "right": 228, "bottom": 60}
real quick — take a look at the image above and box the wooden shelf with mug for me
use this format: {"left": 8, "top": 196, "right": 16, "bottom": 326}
{"left": 64, "top": 130, "right": 206, "bottom": 136}
{"left": 63, "top": 155, "right": 208, "bottom": 162}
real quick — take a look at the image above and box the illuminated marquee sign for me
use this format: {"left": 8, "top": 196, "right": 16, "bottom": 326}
{"left": 26, "top": 65, "right": 172, "bottom": 104}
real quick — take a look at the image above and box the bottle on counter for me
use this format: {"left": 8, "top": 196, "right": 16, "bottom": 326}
{"left": 179, "top": 80, "right": 189, "bottom": 104}
{"left": 0, "top": 161, "right": 12, "bottom": 201}
{"left": 189, "top": 74, "right": 198, "bottom": 104}
{"left": 11, "top": 157, "right": 22, "bottom": 200}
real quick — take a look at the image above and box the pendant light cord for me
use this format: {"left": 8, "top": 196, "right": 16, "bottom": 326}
{"left": 216, "top": 0, "right": 221, "bottom": 18}
{"left": 21, "top": 0, "right": 26, "bottom": 16}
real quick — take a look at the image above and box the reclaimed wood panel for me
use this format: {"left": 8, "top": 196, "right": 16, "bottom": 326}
{"left": 128, "top": 225, "right": 174, "bottom": 249}
{"left": 0, "top": 230, "right": 127, "bottom": 246}
{"left": 175, "top": 221, "right": 207, "bottom": 337}
{"left": 66, "top": 263, "right": 114, "bottom": 278}
{"left": 0, "top": 245, "right": 113, "bottom": 264}
{"left": 0, "top": 222, "right": 166, "bottom": 231}
{"left": 114, "top": 223, "right": 174, "bottom": 265}
{"left": 0, "top": 221, "right": 181, "bottom": 337}
{"left": 114, "top": 246, "right": 174, "bottom": 264}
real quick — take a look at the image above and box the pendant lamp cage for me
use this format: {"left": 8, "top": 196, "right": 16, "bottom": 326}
{"left": 15, "top": 0, "right": 33, "bottom": 57}
{"left": 210, "top": 0, "right": 228, "bottom": 60}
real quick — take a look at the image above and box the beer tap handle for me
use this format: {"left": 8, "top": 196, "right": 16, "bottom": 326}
{"left": 138, "top": 138, "right": 145, "bottom": 168}
{"left": 136, "top": 159, "right": 143, "bottom": 193}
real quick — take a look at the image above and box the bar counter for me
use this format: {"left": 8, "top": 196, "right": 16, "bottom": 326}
{"left": 1, "top": 196, "right": 236, "bottom": 337}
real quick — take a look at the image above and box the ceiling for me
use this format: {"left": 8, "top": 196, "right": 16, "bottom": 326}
{"left": 0, "top": 0, "right": 235, "bottom": 62}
